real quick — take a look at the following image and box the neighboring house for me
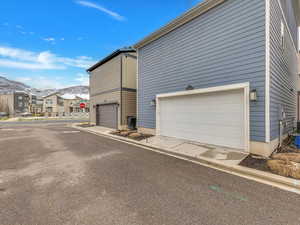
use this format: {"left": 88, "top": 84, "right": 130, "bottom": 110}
{"left": 61, "top": 94, "right": 90, "bottom": 114}
{"left": 43, "top": 93, "right": 64, "bottom": 117}
{"left": 35, "top": 96, "right": 44, "bottom": 114}
{"left": 0, "top": 94, "right": 13, "bottom": 116}
{"left": 134, "top": 0, "right": 300, "bottom": 156}
{"left": 28, "top": 94, "right": 43, "bottom": 114}
{"left": 87, "top": 48, "right": 137, "bottom": 129}
{"left": 0, "top": 91, "right": 30, "bottom": 117}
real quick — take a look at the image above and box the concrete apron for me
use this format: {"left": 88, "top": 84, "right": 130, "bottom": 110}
{"left": 140, "top": 136, "right": 247, "bottom": 166}
{"left": 72, "top": 124, "right": 300, "bottom": 195}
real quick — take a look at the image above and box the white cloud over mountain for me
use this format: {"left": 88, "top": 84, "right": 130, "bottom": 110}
{"left": 0, "top": 46, "right": 96, "bottom": 70}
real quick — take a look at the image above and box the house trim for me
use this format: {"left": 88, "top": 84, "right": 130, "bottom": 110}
{"left": 136, "top": 51, "right": 139, "bottom": 125}
{"left": 265, "top": 0, "right": 271, "bottom": 143}
{"left": 90, "top": 88, "right": 136, "bottom": 97}
{"left": 120, "top": 54, "right": 123, "bottom": 127}
{"left": 87, "top": 48, "right": 135, "bottom": 72}
{"left": 155, "top": 82, "right": 250, "bottom": 152}
{"left": 97, "top": 101, "right": 119, "bottom": 106}
{"left": 134, "top": 0, "right": 226, "bottom": 49}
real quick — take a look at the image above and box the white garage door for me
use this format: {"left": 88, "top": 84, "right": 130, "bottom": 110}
{"left": 157, "top": 89, "right": 246, "bottom": 150}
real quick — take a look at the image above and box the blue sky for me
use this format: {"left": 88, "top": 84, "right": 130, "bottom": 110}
{"left": 0, "top": 0, "right": 201, "bottom": 89}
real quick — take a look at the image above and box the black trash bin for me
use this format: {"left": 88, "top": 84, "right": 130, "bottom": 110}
{"left": 127, "top": 116, "right": 136, "bottom": 130}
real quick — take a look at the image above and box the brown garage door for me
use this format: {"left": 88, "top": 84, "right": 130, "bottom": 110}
{"left": 96, "top": 104, "right": 118, "bottom": 129}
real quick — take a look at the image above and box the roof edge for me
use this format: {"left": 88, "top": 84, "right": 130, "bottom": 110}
{"left": 87, "top": 48, "right": 136, "bottom": 72}
{"left": 133, "top": 0, "right": 226, "bottom": 49}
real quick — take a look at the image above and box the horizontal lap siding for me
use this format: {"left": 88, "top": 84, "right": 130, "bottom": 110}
{"left": 138, "top": 0, "right": 266, "bottom": 142}
{"left": 121, "top": 91, "right": 137, "bottom": 125}
{"left": 279, "top": 0, "right": 299, "bottom": 49}
{"left": 90, "top": 91, "right": 120, "bottom": 124}
{"left": 269, "top": 0, "right": 298, "bottom": 140}
{"left": 90, "top": 55, "right": 121, "bottom": 95}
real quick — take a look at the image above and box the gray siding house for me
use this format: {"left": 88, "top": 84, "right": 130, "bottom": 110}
{"left": 134, "top": 0, "right": 300, "bottom": 156}
{"left": 0, "top": 91, "right": 30, "bottom": 117}
{"left": 87, "top": 48, "right": 137, "bottom": 129}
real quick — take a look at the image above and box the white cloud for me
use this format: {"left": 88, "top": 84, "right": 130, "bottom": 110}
{"left": 16, "top": 76, "right": 73, "bottom": 89}
{"left": 75, "top": 73, "right": 89, "bottom": 85}
{"left": 57, "top": 56, "right": 94, "bottom": 68}
{"left": 0, "top": 59, "right": 63, "bottom": 70}
{"left": 0, "top": 46, "right": 36, "bottom": 61}
{"left": 76, "top": 0, "right": 125, "bottom": 21}
{"left": 0, "top": 46, "right": 96, "bottom": 70}
{"left": 43, "top": 37, "right": 56, "bottom": 44}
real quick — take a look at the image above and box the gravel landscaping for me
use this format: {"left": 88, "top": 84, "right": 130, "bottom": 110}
{"left": 240, "top": 135, "right": 300, "bottom": 180}
{"left": 111, "top": 130, "right": 153, "bottom": 141}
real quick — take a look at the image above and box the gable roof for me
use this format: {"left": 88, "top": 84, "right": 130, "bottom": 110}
{"left": 134, "top": 0, "right": 226, "bottom": 49}
{"left": 43, "top": 92, "right": 60, "bottom": 98}
{"left": 61, "top": 93, "right": 90, "bottom": 100}
{"left": 87, "top": 47, "right": 136, "bottom": 72}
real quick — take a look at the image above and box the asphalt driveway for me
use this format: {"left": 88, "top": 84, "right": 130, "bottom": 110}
{"left": 0, "top": 124, "right": 300, "bottom": 225}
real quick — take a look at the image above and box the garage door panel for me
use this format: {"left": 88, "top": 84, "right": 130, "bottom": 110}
{"left": 161, "top": 113, "right": 244, "bottom": 126}
{"left": 158, "top": 89, "right": 245, "bottom": 150}
{"left": 97, "top": 104, "right": 118, "bottom": 129}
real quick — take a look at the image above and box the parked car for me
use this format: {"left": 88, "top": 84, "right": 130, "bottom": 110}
{"left": 0, "top": 112, "right": 8, "bottom": 118}
{"left": 20, "top": 112, "right": 32, "bottom": 117}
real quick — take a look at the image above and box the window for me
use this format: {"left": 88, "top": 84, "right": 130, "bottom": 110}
{"left": 18, "top": 96, "right": 23, "bottom": 100}
{"left": 46, "top": 99, "right": 53, "bottom": 104}
{"left": 281, "top": 20, "right": 285, "bottom": 50}
{"left": 18, "top": 102, "right": 23, "bottom": 107}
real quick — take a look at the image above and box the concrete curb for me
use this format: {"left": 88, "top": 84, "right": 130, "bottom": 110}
{"left": 72, "top": 124, "right": 300, "bottom": 193}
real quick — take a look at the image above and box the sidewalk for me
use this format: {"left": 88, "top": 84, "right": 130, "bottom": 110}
{"left": 140, "top": 136, "right": 248, "bottom": 166}
{"left": 73, "top": 124, "right": 300, "bottom": 194}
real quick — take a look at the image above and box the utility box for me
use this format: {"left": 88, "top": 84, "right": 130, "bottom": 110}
{"left": 127, "top": 116, "right": 136, "bottom": 130}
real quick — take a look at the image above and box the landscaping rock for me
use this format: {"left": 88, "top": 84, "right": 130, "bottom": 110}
{"left": 129, "top": 132, "right": 142, "bottom": 138}
{"left": 120, "top": 131, "right": 130, "bottom": 136}
{"left": 272, "top": 153, "right": 300, "bottom": 163}
{"left": 267, "top": 159, "right": 300, "bottom": 179}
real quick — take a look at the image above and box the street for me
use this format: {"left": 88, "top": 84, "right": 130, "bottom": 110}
{"left": 0, "top": 119, "right": 88, "bottom": 125}
{"left": 0, "top": 123, "right": 300, "bottom": 225}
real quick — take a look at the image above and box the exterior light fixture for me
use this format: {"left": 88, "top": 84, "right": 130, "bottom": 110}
{"left": 186, "top": 85, "right": 194, "bottom": 90}
{"left": 250, "top": 89, "right": 257, "bottom": 101}
{"left": 150, "top": 99, "right": 156, "bottom": 106}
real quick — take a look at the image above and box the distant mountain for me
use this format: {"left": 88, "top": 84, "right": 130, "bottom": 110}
{"left": 30, "top": 86, "right": 89, "bottom": 97}
{"left": 57, "top": 85, "right": 89, "bottom": 95}
{"left": 0, "top": 75, "right": 89, "bottom": 97}
{"left": 0, "top": 76, "right": 30, "bottom": 93}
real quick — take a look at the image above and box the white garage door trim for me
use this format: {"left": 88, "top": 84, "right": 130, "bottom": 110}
{"left": 156, "top": 82, "right": 250, "bottom": 152}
